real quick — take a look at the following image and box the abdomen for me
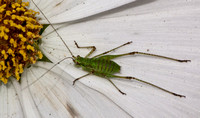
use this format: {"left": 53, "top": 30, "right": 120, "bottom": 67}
{"left": 79, "top": 57, "right": 121, "bottom": 76}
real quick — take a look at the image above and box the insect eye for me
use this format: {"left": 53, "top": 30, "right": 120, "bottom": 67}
{"left": 75, "top": 61, "right": 81, "bottom": 66}
{"left": 73, "top": 59, "right": 80, "bottom": 65}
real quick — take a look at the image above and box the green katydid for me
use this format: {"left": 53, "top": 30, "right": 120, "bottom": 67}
{"left": 32, "top": 3, "right": 190, "bottom": 97}
{"left": 70, "top": 41, "right": 190, "bottom": 97}
{"left": 41, "top": 40, "right": 190, "bottom": 97}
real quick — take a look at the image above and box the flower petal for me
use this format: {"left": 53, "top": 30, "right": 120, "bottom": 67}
{"left": 42, "top": 0, "right": 200, "bottom": 117}
{"left": 20, "top": 62, "right": 132, "bottom": 117}
{"left": 95, "top": 0, "right": 200, "bottom": 19}
{"left": 0, "top": 81, "right": 24, "bottom": 118}
{"left": 30, "top": 0, "right": 136, "bottom": 24}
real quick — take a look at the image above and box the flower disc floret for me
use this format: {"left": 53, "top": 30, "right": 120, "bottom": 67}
{"left": 0, "top": 0, "right": 43, "bottom": 84}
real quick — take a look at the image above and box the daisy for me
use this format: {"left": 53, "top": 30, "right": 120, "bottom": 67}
{"left": 1, "top": 0, "right": 200, "bottom": 118}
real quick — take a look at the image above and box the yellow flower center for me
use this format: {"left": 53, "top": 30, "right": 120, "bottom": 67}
{"left": 0, "top": 0, "right": 43, "bottom": 84}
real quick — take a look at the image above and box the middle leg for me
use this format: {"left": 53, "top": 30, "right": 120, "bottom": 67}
{"left": 93, "top": 41, "right": 132, "bottom": 58}
{"left": 106, "top": 78, "right": 126, "bottom": 95}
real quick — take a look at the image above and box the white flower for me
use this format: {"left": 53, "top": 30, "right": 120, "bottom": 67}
{"left": 1, "top": 0, "right": 200, "bottom": 118}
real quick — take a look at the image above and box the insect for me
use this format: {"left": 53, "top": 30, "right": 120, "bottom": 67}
{"left": 33, "top": 4, "right": 190, "bottom": 97}
{"left": 47, "top": 40, "right": 190, "bottom": 97}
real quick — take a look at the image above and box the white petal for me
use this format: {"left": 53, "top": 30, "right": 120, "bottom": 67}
{"left": 42, "top": 1, "right": 200, "bottom": 117}
{"left": 20, "top": 62, "right": 132, "bottom": 117}
{"left": 30, "top": 0, "right": 136, "bottom": 24}
{"left": 0, "top": 81, "right": 24, "bottom": 118}
{"left": 96, "top": 0, "right": 200, "bottom": 19}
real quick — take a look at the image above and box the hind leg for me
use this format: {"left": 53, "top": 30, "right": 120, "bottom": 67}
{"left": 98, "top": 51, "right": 190, "bottom": 62}
{"left": 111, "top": 75, "right": 185, "bottom": 97}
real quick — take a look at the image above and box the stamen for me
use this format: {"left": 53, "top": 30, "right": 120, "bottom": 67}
{"left": 0, "top": 0, "right": 43, "bottom": 84}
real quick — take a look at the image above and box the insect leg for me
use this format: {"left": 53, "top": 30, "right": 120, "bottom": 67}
{"left": 130, "top": 52, "right": 190, "bottom": 62}
{"left": 112, "top": 75, "right": 185, "bottom": 97}
{"left": 73, "top": 73, "right": 91, "bottom": 85}
{"left": 100, "top": 52, "right": 190, "bottom": 62}
{"left": 93, "top": 41, "right": 132, "bottom": 58}
{"left": 74, "top": 41, "right": 96, "bottom": 58}
{"left": 106, "top": 78, "right": 126, "bottom": 95}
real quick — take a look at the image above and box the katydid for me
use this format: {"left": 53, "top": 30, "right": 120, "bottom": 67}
{"left": 32, "top": 2, "right": 190, "bottom": 97}
{"left": 72, "top": 41, "right": 190, "bottom": 97}
{"left": 45, "top": 41, "right": 190, "bottom": 97}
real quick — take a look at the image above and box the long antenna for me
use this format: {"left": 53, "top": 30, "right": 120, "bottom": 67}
{"left": 31, "top": 0, "right": 75, "bottom": 58}
{"left": 23, "top": 57, "right": 74, "bottom": 90}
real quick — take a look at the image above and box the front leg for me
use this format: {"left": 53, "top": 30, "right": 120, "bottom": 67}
{"left": 74, "top": 41, "right": 96, "bottom": 58}
{"left": 73, "top": 73, "right": 91, "bottom": 85}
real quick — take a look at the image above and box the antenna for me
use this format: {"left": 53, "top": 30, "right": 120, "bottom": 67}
{"left": 31, "top": 0, "right": 75, "bottom": 58}
{"left": 22, "top": 57, "right": 73, "bottom": 90}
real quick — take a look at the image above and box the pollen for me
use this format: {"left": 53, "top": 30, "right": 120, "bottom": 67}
{"left": 0, "top": 0, "right": 43, "bottom": 84}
